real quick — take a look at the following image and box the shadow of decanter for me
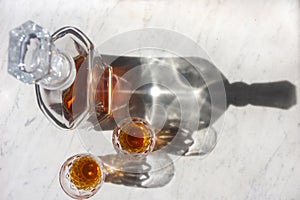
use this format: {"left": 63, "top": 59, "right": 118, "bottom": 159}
{"left": 98, "top": 55, "right": 297, "bottom": 157}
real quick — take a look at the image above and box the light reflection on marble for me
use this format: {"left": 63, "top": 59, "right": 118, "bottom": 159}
{"left": 0, "top": 0, "right": 300, "bottom": 199}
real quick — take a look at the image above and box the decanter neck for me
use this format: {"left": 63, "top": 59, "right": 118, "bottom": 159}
{"left": 38, "top": 46, "right": 76, "bottom": 90}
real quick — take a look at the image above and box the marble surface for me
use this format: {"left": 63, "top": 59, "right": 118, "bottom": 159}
{"left": 1, "top": 0, "right": 300, "bottom": 199}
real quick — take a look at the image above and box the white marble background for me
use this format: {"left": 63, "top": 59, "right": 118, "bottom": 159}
{"left": 1, "top": 0, "right": 300, "bottom": 199}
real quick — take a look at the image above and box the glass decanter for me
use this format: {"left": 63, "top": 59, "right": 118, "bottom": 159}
{"left": 8, "top": 20, "right": 226, "bottom": 159}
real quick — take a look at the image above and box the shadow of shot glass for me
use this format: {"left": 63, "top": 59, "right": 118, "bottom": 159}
{"left": 101, "top": 151, "right": 175, "bottom": 188}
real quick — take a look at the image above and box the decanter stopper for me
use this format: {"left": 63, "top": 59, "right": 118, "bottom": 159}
{"left": 8, "top": 20, "right": 75, "bottom": 90}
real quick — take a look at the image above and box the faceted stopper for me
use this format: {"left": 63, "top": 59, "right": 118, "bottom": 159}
{"left": 8, "top": 20, "right": 51, "bottom": 84}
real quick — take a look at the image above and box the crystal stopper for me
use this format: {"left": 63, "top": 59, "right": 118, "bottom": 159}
{"left": 8, "top": 20, "right": 51, "bottom": 84}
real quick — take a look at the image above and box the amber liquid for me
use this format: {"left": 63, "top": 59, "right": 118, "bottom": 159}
{"left": 117, "top": 120, "right": 152, "bottom": 153}
{"left": 62, "top": 55, "right": 88, "bottom": 122}
{"left": 62, "top": 55, "right": 112, "bottom": 124}
{"left": 69, "top": 156, "right": 102, "bottom": 190}
{"left": 61, "top": 54, "right": 145, "bottom": 123}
